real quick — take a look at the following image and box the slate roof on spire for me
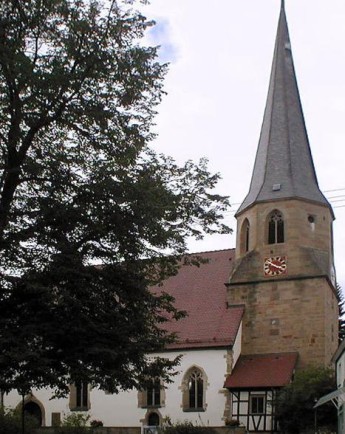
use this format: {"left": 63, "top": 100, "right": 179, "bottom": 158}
{"left": 236, "top": 2, "right": 332, "bottom": 216}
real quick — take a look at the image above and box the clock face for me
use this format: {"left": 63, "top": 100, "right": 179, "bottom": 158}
{"left": 264, "top": 256, "right": 287, "bottom": 276}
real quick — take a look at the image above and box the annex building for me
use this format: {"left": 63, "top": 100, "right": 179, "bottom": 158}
{"left": 4, "top": 2, "right": 339, "bottom": 433}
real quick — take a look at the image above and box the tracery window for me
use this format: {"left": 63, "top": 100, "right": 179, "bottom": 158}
{"left": 182, "top": 367, "right": 206, "bottom": 411}
{"left": 268, "top": 210, "right": 284, "bottom": 244}
{"left": 189, "top": 369, "right": 203, "bottom": 409}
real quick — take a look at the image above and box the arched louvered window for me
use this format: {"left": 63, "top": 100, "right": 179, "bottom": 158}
{"left": 268, "top": 210, "right": 284, "bottom": 244}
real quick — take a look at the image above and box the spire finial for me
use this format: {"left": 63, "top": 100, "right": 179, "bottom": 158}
{"left": 281, "top": 0, "right": 285, "bottom": 10}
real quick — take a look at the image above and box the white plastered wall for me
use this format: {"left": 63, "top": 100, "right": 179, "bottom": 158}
{"left": 3, "top": 347, "right": 232, "bottom": 428}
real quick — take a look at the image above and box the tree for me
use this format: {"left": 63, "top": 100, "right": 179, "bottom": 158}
{"left": 275, "top": 366, "right": 337, "bottom": 434}
{"left": 0, "top": 0, "right": 230, "bottom": 396}
{"left": 337, "top": 283, "right": 345, "bottom": 342}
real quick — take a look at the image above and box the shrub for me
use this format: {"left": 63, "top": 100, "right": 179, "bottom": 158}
{"left": 0, "top": 407, "right": 37, "bottom": 434}
{"left": 275, "top": 366, "right": 337, "bottom": 434}
{"left": 225, "top": 419, "right": 240, "bottom": 427}
{"left": 56, "top": 412, "right": 90, "bottom": 434}
{"left": 162, "top": 421, "right": 217, "bottom": 434}
{"left": 90, "top": 419, "right": 103, "bottom": 427}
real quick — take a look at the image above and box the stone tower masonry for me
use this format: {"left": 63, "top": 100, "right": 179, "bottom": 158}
{"left": 227, "top": 1, "right": 339, "bottom": 368}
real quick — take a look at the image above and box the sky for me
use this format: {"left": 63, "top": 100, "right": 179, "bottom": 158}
{"left": 138, "top": 0, "right": 345, "bottom": 288}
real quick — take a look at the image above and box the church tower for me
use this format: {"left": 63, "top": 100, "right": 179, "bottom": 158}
{"left": 227, "top": 1, "right": 338, "bottom": 367}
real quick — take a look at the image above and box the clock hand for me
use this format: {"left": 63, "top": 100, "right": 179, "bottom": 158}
{"left": 271, "top": 263, "right": 284, "bottom": 270}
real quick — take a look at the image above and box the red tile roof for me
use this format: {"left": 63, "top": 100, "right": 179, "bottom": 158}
{"left": 224, "top": 353, "right": 298, "bottom": 389}
{"left": 152, "top": 249, "right": 244, "bottom": 350}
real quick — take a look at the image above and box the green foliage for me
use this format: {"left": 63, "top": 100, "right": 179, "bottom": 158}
{"left": 225, "top": 418, "right": 240, "bottom": 427}
{"left": 61, "top": 413, "right": 90, "bottom": 427}
{"left": 161, "top": 421, "right": 217, "bottom": 434}
{"left": 337, "top": 283, "right": 345, "bottom": 342}
{"left": 53, "top": 413, "right": 90, "bottom": 434}
{"left": 275, "top": 366, "right": 337, "bottom": 434}
{"left": 0, "top": 407, "right": 37, "bottom": 434}
{"left": 90, "top": 419, "right": 103, "bottom": 427}
{"left": 0, "top": 0, "right": 230, "bottom": 398}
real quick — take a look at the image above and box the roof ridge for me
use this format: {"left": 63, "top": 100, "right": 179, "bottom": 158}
{"left": 186, "top": 247, "right": 235, "bottom": 255}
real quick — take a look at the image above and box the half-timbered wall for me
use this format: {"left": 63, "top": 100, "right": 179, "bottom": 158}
{"left": 231, "top": 390, "right": 277, "bottom": 433}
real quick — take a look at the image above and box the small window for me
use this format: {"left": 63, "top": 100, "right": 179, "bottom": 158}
{"left": 268, "top": 210, "right": 284, "bottom": 244}
{"left": 69, "top": 381, "right": 89, "bottom": 411}
{"left": 138, "top": 379, "right": 164, "bottom": 408}
{"left": 147, "top": 379, "right": 161, "bottom": 407}
{"left": 250, "top": 394, "right": 265, "bottom": 415}
{"left": 51, "top": 413, "right": 61, "bottom": 427}
{"left": 148, "top": 412, "right": 160, "bottom": 426}
{"left": 240, "top": 218, "right": 250, "bottom": 253}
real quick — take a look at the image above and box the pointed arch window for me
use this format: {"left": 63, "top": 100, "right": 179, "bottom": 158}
{"left": 268, "top": 210, "right": 284, "bottom": 244}
{"left": 189, "top": 369, "right": 203, "bottom": 409}
{"left": 241, "top": 219, "right": 250, "bottom": 253}
{"left": 182, "top": 367, "right": 207, "bottom": 412}
{"left": 148, "top": 412, "right": 160, "bottom": 426}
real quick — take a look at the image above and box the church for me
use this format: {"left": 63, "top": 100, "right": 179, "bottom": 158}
{"left": 3, "top": 1, "right": 339, "bottom": 433}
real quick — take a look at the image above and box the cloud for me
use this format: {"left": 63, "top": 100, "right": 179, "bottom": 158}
{"left": 147, "top": 19, "right": 178, "bottom": 63}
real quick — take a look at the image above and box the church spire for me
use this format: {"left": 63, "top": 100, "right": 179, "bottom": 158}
{"left": 236, "top": 3, "right": 332, "bottom": 216}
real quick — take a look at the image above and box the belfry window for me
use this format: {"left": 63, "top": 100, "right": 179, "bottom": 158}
{"left": 268, "top": 210, "right": 284, "bottom": 244}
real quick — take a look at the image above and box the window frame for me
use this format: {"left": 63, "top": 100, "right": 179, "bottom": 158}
{"left": 268, "top": 210, "right": 284, "bottom": 244}
{"left": 146, "top": 379, "right": 161, "bottom": 408}
{"left": 250, "top": 394, "right": 265, "bottom": 415}
{"left": 182, "top": 366, "right": 207, "bottom": 412}
{"left": 240, "top": 218, "right": 250, "bottom": 253}
{"left": 69, "top": 380, "right": 90, "bottom": 411}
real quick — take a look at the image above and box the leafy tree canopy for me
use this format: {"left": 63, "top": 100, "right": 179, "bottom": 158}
{"left": 275, "top": 366, "right": 337, "bottom": 434}
{"left": 0, "top": 0, "right": 230, "bottom": 396}
{"left": 337, "top": 283, "right": 345, "bottom": 342}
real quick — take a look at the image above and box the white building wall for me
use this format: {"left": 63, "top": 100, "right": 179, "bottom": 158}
{"left": 336, "top": 350, "right": 345, "bottom": 433}
{"left": 3, "top": 347, "right": 231, "bottom": 428}
{"left": 337, "top": 351, "right": 345, "bottom": 388}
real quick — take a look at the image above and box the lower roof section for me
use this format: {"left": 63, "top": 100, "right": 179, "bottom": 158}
{"left": 151, "top": 249, "right": 244, "bottom": 350}
{"left": 224, "top": 352, "right": 298, "bottom": 389}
